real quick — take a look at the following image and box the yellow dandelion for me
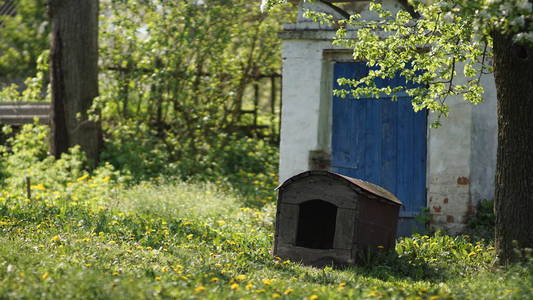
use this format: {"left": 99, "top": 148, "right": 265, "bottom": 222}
{"left": 31, "top": 183, "right": 46, "bottom": 191}
{"left": 272, "top": 293, "right": 281, "bottom": 298}
{"left": 262, "top": 278, "right": 273, "bottom": 285}
{"left": 195, "top": 285, "right": 206, "bottom": 293}
{"left": 234, "top": 274, "right": 246, "bottom": 281}
{"left": 210, "top": 277, "right": 219, "bottom": 282}
{"left": 309, "top": 295, "right": 319, "bottom": 300}
{"left": 41, "top": 272, "right": 49, "bottom": 280}
{"left": 76, "top": 174, "right": 89, "bottom": 182}
{"left": 50, "top": 235, "right": 61, "bottom": 243}
{"left": 217, "top": 220, "right": 226, "bottom": 226}
{"left": 245, "top": 283, "right": 254, "bottom": 290}
{"left": 154, "top": 276, "right": 161, "bottom": 281}
{"left": 230, "top": 283, "right": 240, "bottom": 290}
{"left": 186, "top": 234, "right": 194, "bottom": 240}
{"left": 284, "top": 288, "right": 293, "bottom": 295}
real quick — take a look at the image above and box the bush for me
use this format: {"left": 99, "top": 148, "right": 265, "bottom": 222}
{"left": 102, "top": 121, "right": 278, "bottom": 204}
{"left": 467, "top": 199, "right": 495, "bottom": 240}
{"left": 0, "top": 123, "right": 126, "bottom": 208}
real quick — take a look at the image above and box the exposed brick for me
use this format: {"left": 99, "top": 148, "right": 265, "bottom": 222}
{"left": 446, "top": 215, "right": 454, "bottom": 223}
{"left": 443, "top": 198, "right": 449, "bottom": 204}
{"left": 457, "top": 177, "right": 470, "bottom": 185}
{"left": 433, "top": 205, "right": 442, "bottom": 213}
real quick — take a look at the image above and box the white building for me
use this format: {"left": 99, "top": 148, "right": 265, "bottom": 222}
{"left": 278, "top": 0, "right": 497, "bottom": 234}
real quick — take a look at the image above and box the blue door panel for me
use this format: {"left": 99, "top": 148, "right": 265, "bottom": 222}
{"left": 331, "top": 62, "right": 427, "bottom": 236}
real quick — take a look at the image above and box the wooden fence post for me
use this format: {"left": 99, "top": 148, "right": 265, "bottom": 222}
{"left": 25, "top": 176, "right": 31, "bottom": 201}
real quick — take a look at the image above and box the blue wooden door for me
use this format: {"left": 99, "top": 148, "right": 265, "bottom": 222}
{"left": 331, "top": 62, "right": 427, "bottom": 236}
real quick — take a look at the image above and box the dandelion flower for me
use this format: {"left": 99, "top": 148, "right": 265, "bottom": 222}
{"left": 195, "top": 285, "right": 206, "bottom": 293}
{"left": 31, "top": 183, "right": 46, "bottom": 191}
{"left": 234, "top": 274, "right": 246, "bottom": 281}
{"left": 76, "top": 174, "right": 89, "bottom": 182}
{"left": 284, "top": 288, "right": 293, "bottom": 295}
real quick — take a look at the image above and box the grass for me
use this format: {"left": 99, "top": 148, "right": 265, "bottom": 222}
{"left": 0, "top": 179, "right": 532, "bottom": 299}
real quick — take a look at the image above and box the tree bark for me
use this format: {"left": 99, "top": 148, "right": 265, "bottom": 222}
{"left": 49, "top": 0, "right": 101, "bottom": 168}
{"left": 492, "top": 32, "right": 533, "bottom": 263}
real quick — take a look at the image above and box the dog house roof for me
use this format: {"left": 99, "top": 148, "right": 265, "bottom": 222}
{"left": 277, "top": 170, "right": 402, "bottom": 206}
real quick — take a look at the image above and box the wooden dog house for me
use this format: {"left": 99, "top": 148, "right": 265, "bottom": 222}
{"left": 273, "top": 170, "right": 401, "bottom": 266}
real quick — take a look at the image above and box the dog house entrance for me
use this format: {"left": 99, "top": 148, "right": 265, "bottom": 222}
{"left": 295, "top": 199, "right": 337, "bottom": 249}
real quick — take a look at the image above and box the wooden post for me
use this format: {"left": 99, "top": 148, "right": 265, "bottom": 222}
{"left": 270, "top": 76, "right": 276, "bottom": 142}
{"left": 25, "top": 177, "right": 31, "bottom": 201}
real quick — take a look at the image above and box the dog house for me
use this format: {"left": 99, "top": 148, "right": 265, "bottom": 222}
{"left": 273, "top": 170, "right": 401, "bottom": 266}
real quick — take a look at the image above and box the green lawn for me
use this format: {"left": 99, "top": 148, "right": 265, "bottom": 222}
{"left": 0, "top": 180, "right": 531, "bottom": 299}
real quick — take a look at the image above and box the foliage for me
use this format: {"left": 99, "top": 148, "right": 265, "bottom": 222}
{"left": 266, "top": 0, "right": 532, "bottom": 125}
{"left": 1, "top": 175, "right": 532, "bottom": 299}
{"left": 0, "top": 123, "right": 126, "bottom": 202}
{"left": 97, "top": 0, "right": 289, "bottom": 179}
{"left": 0, "top": 50, "right": 50, "bottom": 102}
{"left": 1, "top": 0, "right": 287, "bottom": 199}
{"left": 466, "top": 199, "right": 495, "bottom": 240}
{"left": 332, "top": 0, "right": 531, "bottom": 124}
{"left": 102, "top": 121, "right": 278, "bottom": 202}
{"left": 0, "top": 0, "right": 49, "bottom": 83}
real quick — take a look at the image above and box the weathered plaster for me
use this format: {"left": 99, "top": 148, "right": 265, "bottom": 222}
{"left": 470, "top": 70, "right": 498, "bottom": 205}
{"left": 279, "top": 39, "right": 336, "bottom": 182}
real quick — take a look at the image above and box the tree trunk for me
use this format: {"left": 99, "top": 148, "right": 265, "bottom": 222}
{"left": 492, "top": 32, "right": 533, "bottom": 264}
{"left": 49, "top": 0, "right": 101, "bottom": 168}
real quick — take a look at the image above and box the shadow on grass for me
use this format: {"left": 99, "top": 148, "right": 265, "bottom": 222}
{"left": 262, "top": 249, "right": 448, "bottom": 285}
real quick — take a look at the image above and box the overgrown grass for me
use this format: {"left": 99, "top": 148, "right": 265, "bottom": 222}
{"left": 0, "top": 179, "right": 531, "bottom": 299}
